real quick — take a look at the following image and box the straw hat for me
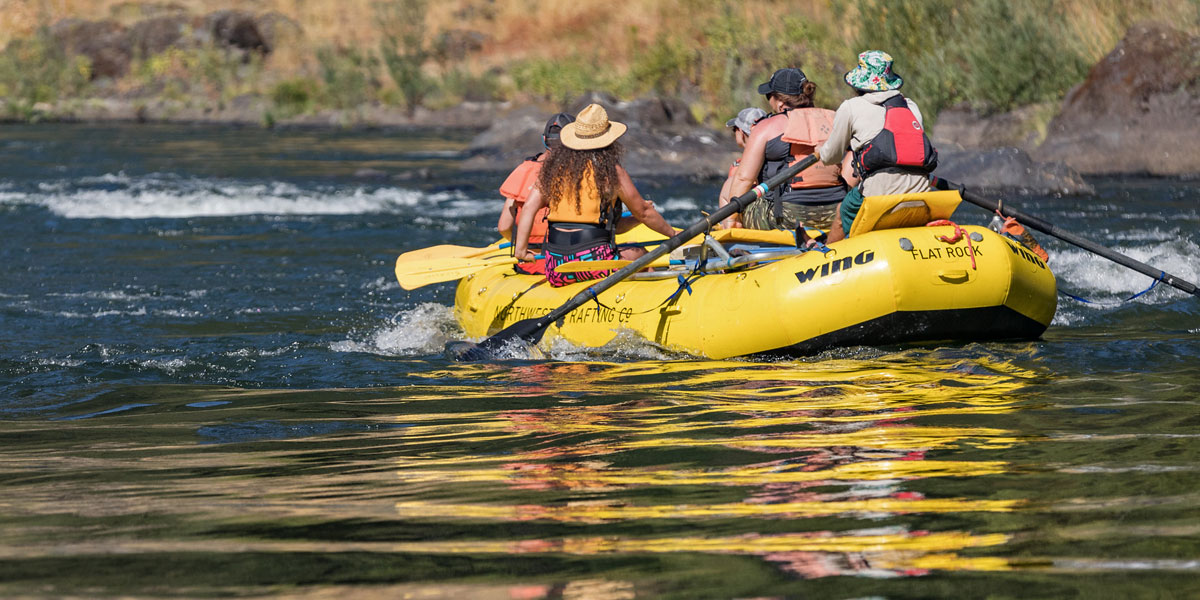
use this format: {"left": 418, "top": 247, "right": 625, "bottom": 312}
{"left": 560, "top": 103, "right": 627, "bottom": 150}
{"left": 844, "top": 50, "right": 903, "bottom": 92}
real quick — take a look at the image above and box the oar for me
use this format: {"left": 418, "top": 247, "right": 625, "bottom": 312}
{"left": 397, "top": 242, "right": 511, "bottom": 262}
{"left": 452, "top": 155, "right": 822, "bottom": 360}
{"left": 396, "top": 255, "right": 519, "bottom": 290}
{"left": 552, "top": 258, "right": 679, "bottom": 273}
{"left": 932, "top": 176, "right": 1200, "bottom": 298}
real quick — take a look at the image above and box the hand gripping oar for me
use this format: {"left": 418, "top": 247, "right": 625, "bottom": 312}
{"left": 932, "top": 176, "right": 1200, "bottom": 298}
{"left": 452, "top": 155, "right": 822, "bottom": 360}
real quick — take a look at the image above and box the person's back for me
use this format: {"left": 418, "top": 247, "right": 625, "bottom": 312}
{"left": 513, "top": 104, "right": 676, "bottom": 287}
{"left": 817, "top": 51, "right": 937, "bottom": 241}
{"left": 823, "top": 91, "right": 933, "bottom": 198}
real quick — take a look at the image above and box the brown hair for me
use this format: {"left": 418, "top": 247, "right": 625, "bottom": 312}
{"left": 537, "top": 142, "right": 624, "bottom": 216}
{"left": 770, "top": 81, "right": 818, "bottom": 109}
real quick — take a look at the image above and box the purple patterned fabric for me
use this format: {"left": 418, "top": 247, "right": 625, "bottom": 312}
{"left": 544, "top": 241, "right": 619, "bottom": 287}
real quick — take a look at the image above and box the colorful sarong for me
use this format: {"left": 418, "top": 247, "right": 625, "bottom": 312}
{"left": 544, "top": 241, "right": 619, "bottom": 287}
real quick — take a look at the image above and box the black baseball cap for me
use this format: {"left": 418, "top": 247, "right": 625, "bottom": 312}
{"left": 543, "top": 113, "right": 574, "bottom": 140}
{"left": 757, "top": 68, "right": 808, "bottom": 95}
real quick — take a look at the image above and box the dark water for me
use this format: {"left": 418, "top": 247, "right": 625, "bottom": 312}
{"left": 1, "top": 124, "right": 1199, "bottom": 599}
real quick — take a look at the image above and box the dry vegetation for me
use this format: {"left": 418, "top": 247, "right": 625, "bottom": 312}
{"left": 1, "top": 0, "right": 1197, "bottom": 125}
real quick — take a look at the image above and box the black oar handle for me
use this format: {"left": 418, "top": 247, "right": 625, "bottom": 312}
{"left": 932, "top": 176, "right": 1200, "bottom": 298}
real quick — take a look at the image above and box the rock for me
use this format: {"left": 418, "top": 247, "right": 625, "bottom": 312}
{"left": 255, "top": 12, "right": 304, "bottom": 53}
{"left": 462, "top": 94, "right": 728, "bottom": 177}
{"left": 432, "top": 29, "right": 489, "bottom": 62}
{"left": 1037, "top": 22, "right": 1200, "bottom": 175}
{"left": 108, "top": 2, "right": 187, "bottom": 22}
{"left": 50, "top": 19, "right": 133, "bottom": 79}
{"left": 934, "top": 146, "right": 1094, "bottom": 194}
{"left": 354, "top": 168, "right": 390, "bottom": 179}
{"left": 204, "top": 10, "right": 268, "bottom": 54}
{"left": 128, "top": 14, "right": 190, "bottom": 56}
{"left": 392, "top": 168, "right": 433, "bottom": 182}
{"left": 931, "top": 103, "right": 1055, "bottom": 155}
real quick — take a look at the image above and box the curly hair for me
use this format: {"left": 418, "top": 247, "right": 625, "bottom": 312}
{"left": 537, "top": 142, "right": 624, "bottom": 217}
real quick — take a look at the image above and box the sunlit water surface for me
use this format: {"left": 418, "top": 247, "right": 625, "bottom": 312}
{"left": 1, "top": 124, "right": 1199, "bottom": 599}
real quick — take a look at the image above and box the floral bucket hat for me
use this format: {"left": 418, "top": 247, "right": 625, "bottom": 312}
{"left": 844, "top": 50, "right": 903, "bottom": 92}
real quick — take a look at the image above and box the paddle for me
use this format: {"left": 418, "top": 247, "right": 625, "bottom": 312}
{"left": 931, "top": 176, "right": 1200, "bottom": 298}
{"left": 452, "top": 155, "right": 822, "bottom": 360}
{"left": 396, "top": 255, "right": 519, "bottom": 290}
{"left": 552, "top": 258, "right": 678, "bottom": 273}
{"left": 397, "top": 242, "right": 510, "bottom": 263}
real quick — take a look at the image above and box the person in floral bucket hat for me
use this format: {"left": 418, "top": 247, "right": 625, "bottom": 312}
{"left": 817, "top": 50, "right": 938, "bottom": 242}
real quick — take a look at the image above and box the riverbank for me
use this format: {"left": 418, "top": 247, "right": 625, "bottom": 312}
{"left": 3, "top": 2, "right": 1197, "bottom": 188}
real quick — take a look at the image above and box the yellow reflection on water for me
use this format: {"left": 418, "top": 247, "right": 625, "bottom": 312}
{"left": 388, "top": 355, "right": 1039, "bottom": 577}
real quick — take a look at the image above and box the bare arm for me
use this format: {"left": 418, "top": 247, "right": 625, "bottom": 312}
{"left": 513, "top": 188, "right": 545, "bottom": 261}
{"left": 817, "top": 101, "right": 853, "bottom": 165}
{"left": 616, "top": 166, "right": 674, "bottom": 238}
{"left": 497, "top": 196, "right": 517, "bottom": 240}
{"left": 716, "top": 171, "right": 743, "bottom": 228}
{"left": 840, "top": 151, "right": 859, "bottom": 188}
{"left": 727, "top": 125, "right": 770, "bottom": 202}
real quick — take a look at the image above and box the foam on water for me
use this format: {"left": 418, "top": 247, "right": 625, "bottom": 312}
{"left": 1052, "top": 235, "right": 1199, "bottom": 302}
{"left": 0, "top": 174, "right": 487, "bottom": 219}
{"left": 330, "top": 302, "right": 463, "bottom": 356}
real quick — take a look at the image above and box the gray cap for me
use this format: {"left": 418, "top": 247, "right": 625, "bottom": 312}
{"left": 725, "top": 107, "right": 767, "bottom": 135}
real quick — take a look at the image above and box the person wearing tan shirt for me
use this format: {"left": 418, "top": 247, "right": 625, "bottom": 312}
{"left": 817, "top": 51, "right": 938, "bottom": 242}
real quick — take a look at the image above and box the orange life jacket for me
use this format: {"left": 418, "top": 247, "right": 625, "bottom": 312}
{"left": 778, "top": 107, "right": 843, "bottom": 189}
{"left": 499, "top": 154, "right": 549, "bottom": 244}
{"left": 547, "top": 163, "right": 620, "bottom": 227}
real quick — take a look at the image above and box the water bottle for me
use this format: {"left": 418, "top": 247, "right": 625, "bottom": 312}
{"left": 988, "top": 214, "right": 1005, "bottom": 233}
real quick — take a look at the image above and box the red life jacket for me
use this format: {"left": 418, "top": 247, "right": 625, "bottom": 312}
{"left": 499, "top": 154, "right": 549, "bottom": 244}
{"left": 854, "top": 94, "right": 938, "bottom": 178}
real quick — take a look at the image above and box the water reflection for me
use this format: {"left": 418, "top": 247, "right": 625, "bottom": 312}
{"left": 391, "top": 356, "right": 1034, "bottom": 579}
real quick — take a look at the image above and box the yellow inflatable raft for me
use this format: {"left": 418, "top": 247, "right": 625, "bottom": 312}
{"left": 447, "top": 191, "right": 1057, "bottom": 359}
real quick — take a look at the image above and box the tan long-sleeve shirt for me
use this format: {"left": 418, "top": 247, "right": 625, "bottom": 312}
{"left": 817, "top": 90, "right": 933, "bottom": 197}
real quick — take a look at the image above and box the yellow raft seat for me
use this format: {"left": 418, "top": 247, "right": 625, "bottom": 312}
{"left": 449, "top": 191, "right": 1057, "bottom": 358}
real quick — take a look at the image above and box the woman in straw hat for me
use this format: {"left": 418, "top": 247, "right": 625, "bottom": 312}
{"left": 514, "top": 103, "right": 676, "bottom": 287}
{"left": 816, "top": 50, "right": 937, "bottom": 242}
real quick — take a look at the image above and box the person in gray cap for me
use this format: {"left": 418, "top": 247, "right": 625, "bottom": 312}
{"left": 716, "top": 107, "right": 767, "bottom": 227}
{"left": 726, "top": 67, "right": 848, "bottom": 234}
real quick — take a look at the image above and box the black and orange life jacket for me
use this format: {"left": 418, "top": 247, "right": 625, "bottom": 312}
{"left": 853, "top": 94, "right": 938, "bottom": 178}
{"left": 759, "top": 109, "right": 844, "bottom": 191}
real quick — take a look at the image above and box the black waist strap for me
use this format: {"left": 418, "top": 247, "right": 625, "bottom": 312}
{"left": 546, "top": 222, "right": 612, "bottom": 254}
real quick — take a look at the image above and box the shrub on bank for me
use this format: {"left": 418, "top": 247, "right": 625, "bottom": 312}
{"left": 0, "top": 28, "right": 91, "bottom": 119}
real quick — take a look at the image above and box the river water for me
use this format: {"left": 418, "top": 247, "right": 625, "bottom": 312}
{"left": 1, "top": 124, "right": 1198, "bottom": 598}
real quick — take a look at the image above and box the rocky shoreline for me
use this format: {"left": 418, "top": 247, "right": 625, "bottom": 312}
{"left": 5, "top": 19, "right": 1196, "bottom": 193}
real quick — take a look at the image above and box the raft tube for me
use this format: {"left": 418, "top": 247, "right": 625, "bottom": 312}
{"left": 449, "top": 192, "right": 1057, "bottom": 359}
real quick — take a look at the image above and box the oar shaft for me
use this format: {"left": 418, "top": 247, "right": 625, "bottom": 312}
{"left": 538, "top": 156, "right": 822, "bottom": 327}
{"left": 932, "top": 176, "right": 1199, "bottom": 297}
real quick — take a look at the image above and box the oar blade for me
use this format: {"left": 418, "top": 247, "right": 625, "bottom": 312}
{"left": 397, "top": 242, "right": 510, "bottom": 262}
{"left": 447, "top": 316, "right": 552, "bottom": 360}
{"left": 395, "top": 256, "right": 516, "bottom": 290}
